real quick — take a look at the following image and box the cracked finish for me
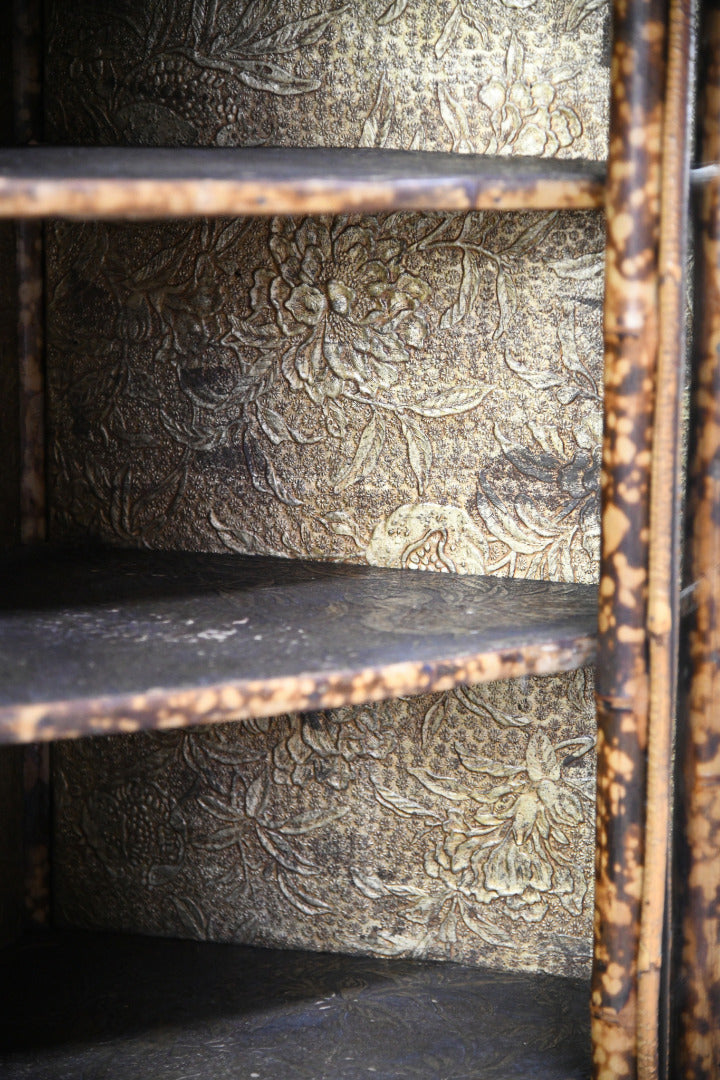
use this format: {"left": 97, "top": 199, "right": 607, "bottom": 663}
{"left": 592, "top": 0, "right": 666, "bottom": 1077}
{"left": 676, "top": 7, "right": 720, "bottom": 1077}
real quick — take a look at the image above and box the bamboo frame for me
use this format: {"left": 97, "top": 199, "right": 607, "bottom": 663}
{"left": 675, "top": 5, "right": 720, "bottom": 1076}
{"left": 593, "top": 0, "right": 666, "bottom": 1076}
{"left": 639, "top": 0, "right": 695, "bottom": 1077}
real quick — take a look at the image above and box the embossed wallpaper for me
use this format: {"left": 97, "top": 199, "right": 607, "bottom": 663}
{"left": 47, "top": 0, "right": 609, "bottom": 978}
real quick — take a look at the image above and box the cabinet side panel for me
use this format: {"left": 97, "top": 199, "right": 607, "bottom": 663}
{"left": 0, "top": 747, "right": 24, "bottom": 946}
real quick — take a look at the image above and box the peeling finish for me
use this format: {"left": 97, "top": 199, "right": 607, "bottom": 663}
{"left": 593, "top": 0, "right": 666, "bottom": 1076}
{"left": 0, "top": 547, "right": 597, "bottom": 745}
{"left": 0, "top": 147, "right": 607, "bottom": 219}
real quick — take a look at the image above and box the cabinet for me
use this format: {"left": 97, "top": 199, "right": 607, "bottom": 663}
{"left": 0, "top": 0, "right": 716, "bottom": 1077}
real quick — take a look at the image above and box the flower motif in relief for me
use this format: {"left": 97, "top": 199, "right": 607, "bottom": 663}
{"left": 79, "top": 780, "right": 186, "bottom": 888}
{"left": 424, "top": 731, "right": 592, "bottom": 922}
{"left": 273, "top": 707, "right": 396, "bottom": 791}
{"left": 245, "top": 217, "right": 431, "bottom": 407}
{"left": 478, "top": 33, "right": 582, "bottom": 156}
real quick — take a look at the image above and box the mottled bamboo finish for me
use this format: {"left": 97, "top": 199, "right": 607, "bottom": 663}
{"left": 676, "top": 7, "right": 720, "bottom": 1076}
{"left": 0, "top": 148, "right": 606, "bottom": 219}
{"left": 593, "top": 0, "right": 666, "bottom": 1077}
{"left": 639, "top": 1, "right": 695, "bottom": 1077}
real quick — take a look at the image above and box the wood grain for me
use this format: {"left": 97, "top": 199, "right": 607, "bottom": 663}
{"left": 0, "top": 147, "right": 607, "bottom": 219}
{"left": 0, "top": 546, "right": 596, "bottom": 745}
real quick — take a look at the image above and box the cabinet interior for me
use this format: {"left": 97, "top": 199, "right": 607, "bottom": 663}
{"left": 1, "top": 0, "right": 704, "bottom": 1076}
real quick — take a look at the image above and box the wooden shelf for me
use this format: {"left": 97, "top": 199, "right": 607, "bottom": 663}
{"left": 0, "top": 931, "right": 591, "bottom": 1079}
{"left": 0, "top": 546, "right": 597, "bottom": 744}
{"left": 0, "top": 146, "right": 606, "bottom": 219}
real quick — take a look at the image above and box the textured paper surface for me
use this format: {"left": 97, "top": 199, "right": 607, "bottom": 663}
{"left": 47, "top": 0, "right": 608, "bottom": 976}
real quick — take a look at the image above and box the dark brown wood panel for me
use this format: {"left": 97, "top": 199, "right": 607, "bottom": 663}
{"left": 0, "top": 147, "right": 607, "bottom": 219}
{"left": 0, "top": 546, "right": 597, "bottom": 744}
{"left": 0, "top": 747, "right": 23, "bottom": 947}
{"left": 0, "top": 931, "right": 591, "bottom": 1080}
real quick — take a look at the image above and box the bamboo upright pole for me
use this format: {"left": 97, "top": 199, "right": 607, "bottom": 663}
{"left": 593, "top": 0, "right": 667, "bottom": 1076}
{"left": 639, "top": 0, "right": 695, "bottom": 1077}
{"left": 676, "top": 5, "right": 720, "bottom": 1076}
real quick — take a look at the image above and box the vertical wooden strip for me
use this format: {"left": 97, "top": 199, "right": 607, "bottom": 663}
{"left": 676, "top": 5, "right": 720, "bottom": 1076}
{"left": 593, "top": 0, "right": 666, "bottom": 1077}
{"left": 12, "top": 0, "right": 51, "bottom": 932}
{"left": 16, "top": 222, "right": 45, "bottom": 544}
{"left": 639, "top": 1, "right": 696, "bottom": 1077}
{"left": 13, "top": 0, "right": 45, "bottom": 543}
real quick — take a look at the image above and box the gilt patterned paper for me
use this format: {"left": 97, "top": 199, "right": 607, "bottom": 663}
{"left": 47, "top": 0, "right": 609, "bottom": 977}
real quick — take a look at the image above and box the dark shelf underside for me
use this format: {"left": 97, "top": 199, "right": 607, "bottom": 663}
{"left": 0, "top": 146, "right": 606, "bottom": 218}
{"left": 0, "top": 546, "right": 597, "bottom": 743}
{"left": 0, "top": 931, "right": 591, "bottom": 1080}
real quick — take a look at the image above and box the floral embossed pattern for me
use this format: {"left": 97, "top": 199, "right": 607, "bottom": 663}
{"left": 46, "top": 0, "right": 605, "bottom": 977}
{"left": 54, "top": 669, "right": 595, "bottom": 977}
{"left": 47, "top": 210, "right": 604, "bottom": 570}
{"left": 46, "top": 0, "right": 609, "bottom": 158}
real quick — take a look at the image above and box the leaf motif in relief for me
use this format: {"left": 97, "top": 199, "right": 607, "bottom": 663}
{"left": 563, "top": 0, "right": 605, "bottom": 31}
{"left": 209, "top": 509, "right": 278, "bottom": 556}
{"left": 377, "top": 0, "right": 409, "bottom": 25}
{"left": 406, "top": 767, "right": 472, "bottom": 803}
{"left": 245, "top": 775, "right": 270, "bottom": 819}
{"left": 371, "top": 782, "right": 441, "bottom": 819}
{"left": 437, "top": 84, "right": 473, "bottom": 154}
{"left": 500, "top": 212, "right": 558, "bottom": 257}
{"left": 461, "top": 8, "right": 489, "bottom": 45}
{"left": 549, "top": 252, "right": 604, "bottom": 281}
{"left": 409, "top": 126, "right": 426, "bottom": 151}
{"left": 440, "top": 250, "right": 482, "bottom": 329}
{"left": 460, "top": 907, "right": 513, "bottom": 947}
{"left": 399, "top": 414, "right": 432, "bottom": 496}
{"left": 172, "top": 896, "right": 209, "bottom": 938}
{"left": 235, "top": 0, "right": 273, "bottom": 33}
{"left": 421, "top": 698, "right": 447, "bottom": 749}
{"left": 359, "top": 74, "right": 395, "bottom": 148}
{"left": 455, "top": 685, "right": 532, "bottom": 728}
{"left": 408, "top": 385, "right": 491, "bottom": 418}
{"left": 455, "top": 746, "right": 524, "bottom": 778}
{"left": 244, "top": 8, "right": 348, "bottom": 55}
{"left": 435, "top": 3, "right": 463, "bottom": 59}
{"left": 243, "top": 430, "right": 303, "bottom": 505}
{"left": 493, "top": 266, "right": 518, "bottom": 339}
{"left": 503, "top": 348, "right": 563, "bottom": 391}
{"left": 232, "top": 58, "right": 320, "bottom": 95}
{"left": 526, "top": 732, "right": 561, "bottom": 782}
{"left": 191, "top": 0, "right": 213, "bottom": 45}
{"left": 278, "top": 806, "right": 349, "bottom": 835}
{"left": 557, "top": 306, "right": 599, "bottom": 398}
{"left": 318, "top": 511, "right": 367, "bottom": 548}
{"left": 351, "top": 868, "right": 390, "bottom": 898}
{"left": 277, "top": 871, "right": 334, "bottom": 915}
{"left": 505, "top": 31, "right": 525, "bottom": 82}
{"left": 333, "top": 411, "right": 386, "bottom": 492}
